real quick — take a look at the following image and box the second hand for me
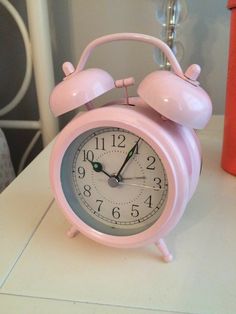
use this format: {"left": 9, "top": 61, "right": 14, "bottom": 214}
{"left": 118, "top": 181, "right": 166, "bottom": 191}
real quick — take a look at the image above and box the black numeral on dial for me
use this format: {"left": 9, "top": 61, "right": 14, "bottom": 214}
{"left": 83, "top": 185, "right": 91, "bottom": 197}
{"left": 146, "top": 156, "right": 156, "bottom": 170}
{"left": 144, "top": 195, "right": 152, "bottom": 208}
{"left": 131, "top": 204, "right": 140, "bottom": 217}
{"left": 82, "top": 150, "right": 94, "bottom": 162}
{"left": 112, "top": 207, "right": 121, "bottom": 219}
{"left": 154, "top": 177, "right": 162, "bottom": 189}
{"left": 95, "top": 137, "right": 105, "bottom": 150}
{"left": 77, "top": 166, "right": 85, "bottom": 178}
{"left": 96, "top": 199, "right": 103, "bottom": 212}
{"left": 112, "top": 134, "right": 126, "bottom": 148}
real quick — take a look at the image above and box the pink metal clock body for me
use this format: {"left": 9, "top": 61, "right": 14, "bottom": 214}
{"left": 50, "top": 101, "right": 201, "bottom": 262}
{"left": 49, "top": 33, "right": 212, "bottom": 262}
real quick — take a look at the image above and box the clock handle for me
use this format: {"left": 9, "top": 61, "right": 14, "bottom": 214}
{"left": 75, "top": 33, "right": 185, "bottom": 79}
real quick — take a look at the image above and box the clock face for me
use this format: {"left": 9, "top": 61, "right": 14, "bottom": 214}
{"left": 61, "top": 127, "right": 168, "bottom": 236}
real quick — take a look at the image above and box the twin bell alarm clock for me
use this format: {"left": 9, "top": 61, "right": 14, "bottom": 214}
{"left": 49, "top": 33, "right": 212, "bottom": 262}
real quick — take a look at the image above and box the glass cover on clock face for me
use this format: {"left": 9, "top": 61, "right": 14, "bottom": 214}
{"left": 61, "top": 127, "right": 168, "bottom": 236}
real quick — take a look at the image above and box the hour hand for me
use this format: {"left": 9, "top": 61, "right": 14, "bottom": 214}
{"left": 87, "top": 159, "right": 111, "bottom": 178}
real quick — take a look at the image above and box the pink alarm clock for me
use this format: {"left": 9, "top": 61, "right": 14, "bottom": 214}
{"left": 49, "top": 33, "right": 212, "bottom": 262}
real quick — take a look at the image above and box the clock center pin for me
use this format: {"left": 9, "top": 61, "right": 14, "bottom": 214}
{"left": 108, "top": 176, "right": 121, "bottom": 188}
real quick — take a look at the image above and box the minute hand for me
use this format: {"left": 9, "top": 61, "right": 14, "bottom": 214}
{"left": 115, "top": 138, "right": 141, "bottom": 179}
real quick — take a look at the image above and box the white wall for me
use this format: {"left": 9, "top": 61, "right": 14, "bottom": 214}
{"left": 64, "top": 0, "right": 229, "bottom": 114}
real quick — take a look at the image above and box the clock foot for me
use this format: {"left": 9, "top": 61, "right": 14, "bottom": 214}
{"left": 155, "top": 238, "right": 173, "bottom": 263}
{"left": 67, "top": 225, "right": 80, "bottom": 238}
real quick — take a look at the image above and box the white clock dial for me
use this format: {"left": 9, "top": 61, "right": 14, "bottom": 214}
{"left": 61, "top": 127, "right": 168, "bottom": 236}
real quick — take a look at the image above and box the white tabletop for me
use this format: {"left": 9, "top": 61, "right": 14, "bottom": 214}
{"left": 0, "top": 115, "right": 236, "bottom": 314}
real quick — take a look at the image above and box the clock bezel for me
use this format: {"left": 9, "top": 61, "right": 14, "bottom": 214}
{"left": 61, "top": 126, "right": 169, "bottom": 236}
{"left": 50, "top": 103, "right": 190, "bottom": 248}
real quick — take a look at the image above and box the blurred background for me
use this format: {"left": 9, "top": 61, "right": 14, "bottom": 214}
{"left": 0, "top": 0, "right": 230, "bottom": 188}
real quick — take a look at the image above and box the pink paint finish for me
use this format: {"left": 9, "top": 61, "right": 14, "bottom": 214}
{"left": 50, "top": 68, "right": 115, "bottom": 117}
{"left": 49, "top": 33, "right": 212, "bottom": 262}
{"left": 75, "top": 33, "right": 185, "bottom": 78}
{"left": 138, "top": 70, "right": 212, "bottom": 129}
{"left": 50, "top": 104, "right": 201, "bottom": 261}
